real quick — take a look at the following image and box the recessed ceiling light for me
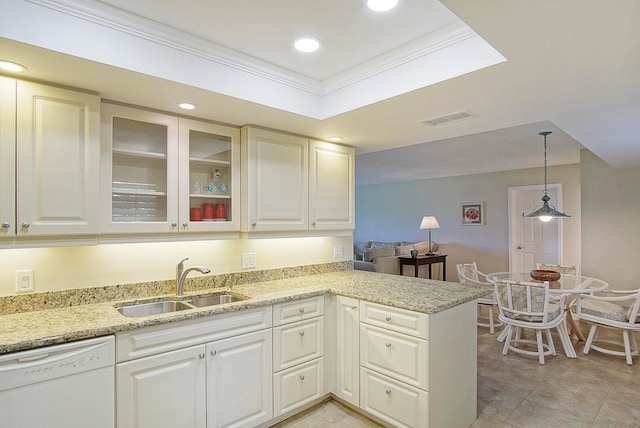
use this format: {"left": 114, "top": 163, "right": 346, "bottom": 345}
{"left": 294, "top": 37, "right": 321, "bottom": 53}
{"left": 328, "top": 136, "right": 343, "bottom": 142}
{"left": 366, "top": 0, "right": 399, "bottom": 12}
{"left": 0, "top": 60, "right": 27, "bottom": 72}
{"left": 178, "top": 102, "right": 196, "bottom": 110}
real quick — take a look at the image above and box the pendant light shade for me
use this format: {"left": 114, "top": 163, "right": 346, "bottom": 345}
{"left": 523, "top": 131, "right": 571, "bottom": 221}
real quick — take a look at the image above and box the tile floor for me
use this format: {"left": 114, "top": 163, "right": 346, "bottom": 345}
{"left": 273, "top": 325, "right": 640, "bottom": 428}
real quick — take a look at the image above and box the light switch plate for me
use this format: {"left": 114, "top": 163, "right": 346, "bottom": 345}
{"left": 242, "top": 253, "right": 256, "bottom": 269}
{"left": 333, "top": 244, "right": 344, "bottom": 258}
{"left": 16, "top": 269, "right": 34, "bottom": 292}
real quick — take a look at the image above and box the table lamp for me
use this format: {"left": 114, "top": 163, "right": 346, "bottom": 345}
{"left": 419, "top": 215, "right": 440, "bottom": 255}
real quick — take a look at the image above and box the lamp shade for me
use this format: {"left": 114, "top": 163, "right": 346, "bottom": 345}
{"left": 419, "top": 216, "right": 440, "bottom": 230}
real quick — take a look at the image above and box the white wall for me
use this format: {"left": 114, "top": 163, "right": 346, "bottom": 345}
{"left": 0, "top": 235, "right": 352, "bottom": 296}
{"left": 581, "top": 150, "right": 640, "bottom": 289}
{"left": 355, "top": 164, "right": 581, "bottom": 280}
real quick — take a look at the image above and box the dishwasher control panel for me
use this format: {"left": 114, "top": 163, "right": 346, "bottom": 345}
{"left": 0, "top": 336, "right": 115, "bottom": 391}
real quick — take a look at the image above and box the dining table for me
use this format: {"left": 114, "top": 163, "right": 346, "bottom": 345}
{"left": 486, "top": 271, "right": 609, "bottom": 358}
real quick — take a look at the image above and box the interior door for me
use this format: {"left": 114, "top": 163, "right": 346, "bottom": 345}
{"left": 509, "top": 185, "right": 561, "bottom": 272}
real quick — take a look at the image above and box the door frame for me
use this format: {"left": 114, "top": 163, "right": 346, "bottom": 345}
{"left": 508, "top": 184, "right": 564, "bottom": 271}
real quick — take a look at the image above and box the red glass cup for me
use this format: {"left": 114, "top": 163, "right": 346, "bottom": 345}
{"left": 214, "top": 203, "right": 226, "bottom": 220}
{"left": 190, "top": 207, "right": 202, "bottom": 221}
{"left": 202, "top": 203, "right": 214, "bottom": 219}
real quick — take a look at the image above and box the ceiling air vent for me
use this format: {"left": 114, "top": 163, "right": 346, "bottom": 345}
{"left": 421, "top": 110, "right": 472, "bottom": 126}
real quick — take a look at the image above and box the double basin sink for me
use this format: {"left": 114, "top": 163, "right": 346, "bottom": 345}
{"left": 116, "top": 293, "right": 249, "bottom": 318}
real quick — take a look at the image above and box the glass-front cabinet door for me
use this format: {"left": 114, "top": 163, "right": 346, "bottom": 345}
{"left": 178, "top": 118, "right": 240, "bottom": 232}
{"left": 101, "top": 103, "right": 179, "bottom": 233}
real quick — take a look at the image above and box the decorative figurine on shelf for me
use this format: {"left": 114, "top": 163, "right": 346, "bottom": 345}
{"left": 206, "top": 182, "right": 215, "bottom": 193}
{"left": 208, "top": 168, "right": 223, "bottom": 194}
{"left": 410, "top": 250, "right": 418, "bottom": 259}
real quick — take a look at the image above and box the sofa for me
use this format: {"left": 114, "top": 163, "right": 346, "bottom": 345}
{"left": 353, "top": 240, "right": 439, "bottom": 275}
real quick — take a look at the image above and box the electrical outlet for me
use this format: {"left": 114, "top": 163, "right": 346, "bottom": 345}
{"left": 242, "top": 253, "right": 256, "bottom": 269}
{"left": 333, "top": 244, "right": 344, "bottom": 258}
{"left": 16, "top": 269, "right": 34, "bottom": 292}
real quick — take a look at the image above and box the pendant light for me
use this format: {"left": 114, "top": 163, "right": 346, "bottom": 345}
{"left": 523, "top": 131, "right": 571, "bottom": 222}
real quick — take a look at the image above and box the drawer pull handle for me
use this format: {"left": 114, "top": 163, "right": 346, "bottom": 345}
{"left": 385, "top": 316, "right": 392, "bottom": 322}
{"left": 199, "top": 353, "right": 205, "bottom": 359}
{"left": 1, "top": 222, "right": 10, "bottom": 229}
{"left": 299, "top": 308, "right": 305, "bottom": 313}
{"left": 351, "top": 305, "right": 357, "bottom": 310}
{"left": 299, "top": 331, "right": 305, "bottom": 336}
{"left": 21, "top": 222, "right": 30, "bottom": 229}
{"left": 299, "top": 375, "right": 305, "bottom": 381}
{"left": 210, "top": 350, "right": 217, "bottom": 356}
{"left": 385, "top": 343, "right": 392, "bottom": 348}
{"left": 385, "top": 389, "right": 392, "bottom": 395}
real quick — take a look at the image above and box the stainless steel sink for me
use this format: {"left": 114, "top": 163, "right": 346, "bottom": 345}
{"left": 116, "top": 300, "right": 194, "bottom": 317}
{"left": 187, "top": 293, "right": 249, "bottom": 308}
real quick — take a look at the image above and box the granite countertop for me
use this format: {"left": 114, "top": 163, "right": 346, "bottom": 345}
{"left": 0, "top": 270, "right": 487, "bottom": 354}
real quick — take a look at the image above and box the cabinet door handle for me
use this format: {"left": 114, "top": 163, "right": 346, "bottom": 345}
{"left": 311, "top": 222, "right": 316, "bottom": 226}
{"left": 299, "top": 331, "right": 305, "bottom": 337}
{"left": 251, "top": 223, "right": 257, "bottom": 227}
{"left": 1, "top": 222, "right": 10, "bottom": 229}
{"left": 171, "top": 222, "right": 177, "bottom": 227}
{"left": 385, "top": 316, "right": 392, "bottom": 322}
{"left": 385, "top": 343, "right": 392, "bottom": 348}
{"left": 299, "top": 308, "right": 305, "bottom": 313}
{"left": 351, "top": 305, "right": 357, "bottom": 310}
{"left": 385, "top": 389, "right": 392, "bottom": 395}
{"left": 210, "top": 350, "right": 217, "bottom": 356}
{"left": 21, "top": 222, "right": 30, "bottom": 229}
{"left": 182, "top": 222, "right": 188, "bottom": 228}
{"left": 299, "top": 375, "right": 305, "bottom": 381}
{"left": 199, "top": 353, "right": 205, "bottom": 359}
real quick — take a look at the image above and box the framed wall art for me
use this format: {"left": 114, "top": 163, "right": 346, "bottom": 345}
{"left": 462, "top": 202, "right": 485, "bottom": 225}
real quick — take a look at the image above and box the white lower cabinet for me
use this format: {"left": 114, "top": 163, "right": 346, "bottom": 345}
{"left": 117, "top": 345, "right": 207, "bottom": 428}
{"left": 334, "top": 298, "right": 477, "bottom": 428}
{"left": 206, "top": 330, "right": 272, "bottom": 428}
{"left": 272, "top": 296, "right": 326, "bottom": 418}
{"left": 116, "top": 307, "right": 273, "bottom": 428}
{"left": 360, "top": 367, "right": 428, "bottom": 428}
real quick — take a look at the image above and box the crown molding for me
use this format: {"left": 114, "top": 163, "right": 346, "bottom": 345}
{"left": 28, "top": 0, "right": 479, "bottom": 98}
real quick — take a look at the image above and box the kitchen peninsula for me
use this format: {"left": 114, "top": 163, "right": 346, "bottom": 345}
{"left": 0, "top": 267, "right": 484, "bottom": 428}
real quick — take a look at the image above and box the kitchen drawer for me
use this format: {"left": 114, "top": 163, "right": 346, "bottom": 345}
{"left": 116, "top": 306, "right": 272, "bottom": 362}
{"left": 360, "top": 324, "right": 429, "bottom": 390}
{"left": 360, "top": 367, "right": 428, "bottom": 428}
{"left": 273, "top": 317, "right": 324, "bottom": 371}
{"left": 273, "top": 295, "right": 324, "bottom": 326}
{"left": 273, "top": 357, "right": 325, "bottom": 417}
{"left": 360, "top": 301, "right": 429, "bottom": 339}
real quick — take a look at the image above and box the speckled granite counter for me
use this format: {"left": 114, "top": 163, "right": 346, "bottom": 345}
{"left": 0, "top": 269, "right": 486, "bottom": 354}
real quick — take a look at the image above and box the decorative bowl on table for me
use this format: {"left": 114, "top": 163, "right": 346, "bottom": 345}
{"left": 530, "top": 269, "right": 561, "bottom": 282}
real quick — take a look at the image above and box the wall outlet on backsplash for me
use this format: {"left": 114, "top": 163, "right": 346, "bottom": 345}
{"left": 333, "top": 245, "right": 343, "bottom": 258}
{"left": 16, "top": 269, "right": 34, "bottom": 292}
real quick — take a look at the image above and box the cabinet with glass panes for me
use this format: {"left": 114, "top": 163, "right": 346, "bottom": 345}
{"left": 101, "top": 104, "right": 239, "bottom": 234}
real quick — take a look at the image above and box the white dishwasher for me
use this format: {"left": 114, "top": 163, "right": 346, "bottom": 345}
{"left": 0, "top": 335, "right": 115, "bottom": 428}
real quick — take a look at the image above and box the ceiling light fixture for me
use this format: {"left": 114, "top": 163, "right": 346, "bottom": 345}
{"left": 523, "top": 131, "right": 571, "bottom": 222}
{"left": 328, "top": 136, "right": 343, "bottom": 142}
{"left": 294, "top": 37, "right": 320, "bottom": 53}
{"left": 178, "top": 102, "right": 196, "bottom": 110}
{"left": 366, "top": 0, "right": 399, "bottom": 12}
{"left": 0, "top": 60, "right": 27, "bottom": 72}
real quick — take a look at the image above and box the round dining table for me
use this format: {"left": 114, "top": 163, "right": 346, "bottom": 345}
{"left": 486, "top": 272, "right": 609, "bottom": 358}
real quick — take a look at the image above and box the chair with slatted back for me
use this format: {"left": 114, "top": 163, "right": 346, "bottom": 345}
{"left": 493, "top": 278, "right": 574, "bottom": 364}
{"left": 456, "top": 262, "right": 502, "bottom": 333}
{"left": 536, "top": 263, "right": 581, "bottom": 276}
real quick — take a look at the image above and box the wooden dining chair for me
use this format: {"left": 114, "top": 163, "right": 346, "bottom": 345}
{"left": 493, "top": 279, "right": 574, "bottom": 364}
{"left": 574, "top": 288, "right": 640, "bottom": 365}
{"left": 536, "top": 263, "right": 581, "bottom": 276}
{"left": 456, "top": 262, "right": 502, "bottom": 333}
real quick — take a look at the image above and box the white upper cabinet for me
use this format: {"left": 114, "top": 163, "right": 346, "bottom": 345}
{"left": 101, "top": 103, "right": 179, "bottom": 233}
{"left": 101, "top": 104, "right": 240, "bottom": 234}
{"left": 309, "top": 140, "right": 354, "bottom": 230}
{"left": 12, "top": 80, "right": 100, "bottom": 236}
{"left": 178, "top": 118, "right": 240, "bottom": 233}
{"left": 241, "top": 127, "right": 354, "bottom": 232}
{"left": 241, "top": 127, "right": 309, "bottom": 232}
{"left": 0, "top": 77, "right": 16, "bottom": 238}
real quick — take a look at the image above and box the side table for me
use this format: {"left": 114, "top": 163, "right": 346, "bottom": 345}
{"left": 398, "top": 254, "right": 447, "bottom": 280}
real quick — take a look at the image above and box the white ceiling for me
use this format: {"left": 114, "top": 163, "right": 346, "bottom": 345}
{"left": 1, "top": 0, "right": 638, "bottom": 186}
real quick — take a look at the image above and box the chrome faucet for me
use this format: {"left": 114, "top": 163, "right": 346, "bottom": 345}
{"left": 176, "top": 257, "right": 211, "bottom": 296}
